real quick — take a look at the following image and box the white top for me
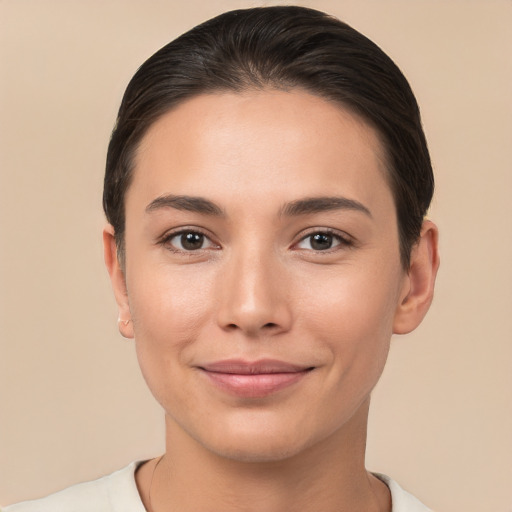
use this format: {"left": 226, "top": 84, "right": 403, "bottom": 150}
{"left": 3, "top": 462, "right": 432, "bottom": 512}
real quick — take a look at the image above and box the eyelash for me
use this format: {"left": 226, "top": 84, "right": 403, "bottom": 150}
{"left": 294, "top": 229, "right": 354, "bottom": 253}
{"left": 159, "top": 227, "right": 353, "bottom": 254}
{"left": 159, "top": 228, "right": 219, "bottom": 254}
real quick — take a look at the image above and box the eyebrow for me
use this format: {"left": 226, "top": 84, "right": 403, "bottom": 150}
{"left": 280, "top": 196, "right": 372, "bottom": 218}
{"left": 145, "top": 194, "right": 371, "bottom": 218}
{"left": 145, "top": 194, "right": 224, "bottom": 216}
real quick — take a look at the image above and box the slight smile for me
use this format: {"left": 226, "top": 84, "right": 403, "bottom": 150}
{"left": 198, "top": 359, "right": 315, "bottom": 398}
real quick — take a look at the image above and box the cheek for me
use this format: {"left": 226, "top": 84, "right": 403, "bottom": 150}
{"left": 128, "top": 259, "right": 217, "bottom": 337}
{"left": 126, "top": 263, "right": 215, "bottom": 398}
{"left": 298, "top": 264, "right": 401, "bottom": 378}
{"left": 302, "top": 262, "right": 399, "bottom": 331}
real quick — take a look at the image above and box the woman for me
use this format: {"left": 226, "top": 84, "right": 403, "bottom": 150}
{"left": 5, "top": 6, "right": 439, "bottom": 511}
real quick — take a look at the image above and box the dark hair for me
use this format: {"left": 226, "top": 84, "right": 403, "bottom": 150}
{"left": 104, "top": 5, "right": 433, "bottom": 267}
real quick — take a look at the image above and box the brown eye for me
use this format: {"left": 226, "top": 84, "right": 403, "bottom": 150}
{"left": 310, "top": 233, "right": 334, "bottom": 250}
{"left": 166, "top": 231, "right": 215, "bottom": 252}
{"left": 181, "top": 232, "right": 204, "bottom": 250}
{"left": 296, "top": 231, "right": 350, "bottom": 252}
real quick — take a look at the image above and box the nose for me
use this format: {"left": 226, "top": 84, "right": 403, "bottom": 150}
{"left": 216, "top": 245, "right": 293, "bottom": 337}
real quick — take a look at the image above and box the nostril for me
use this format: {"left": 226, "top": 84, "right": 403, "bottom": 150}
{"left": 226, "top": 322, "right": 277, "bottom": 330}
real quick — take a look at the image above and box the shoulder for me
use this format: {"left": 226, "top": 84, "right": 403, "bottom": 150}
{"left": 2, "top": 462, "right": 146, "bottom": 512}
{"left": 373, "top": 473, "right": 433, "bottom": 512}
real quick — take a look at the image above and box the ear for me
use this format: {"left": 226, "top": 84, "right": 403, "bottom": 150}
{"left": 393, "top": 220, "right": 440, "bottom": 335}
{"left": 103, "top": 224, "right": 134, "bottom": 339}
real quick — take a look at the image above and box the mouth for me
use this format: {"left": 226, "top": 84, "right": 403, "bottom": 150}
{"left": 198, "top": 359, "right": 315, "bottom": 398}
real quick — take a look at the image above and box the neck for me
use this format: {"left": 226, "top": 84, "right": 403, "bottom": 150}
{"left": 138, "top": 398, "right": 390, "bottom": 512}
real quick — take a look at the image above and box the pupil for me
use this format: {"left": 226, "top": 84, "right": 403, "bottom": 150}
{"left": 181, "top": 232, "right": 203, "bottom": 250}
{"left": 311, "top": 233, "right": 332, "bottom": 250}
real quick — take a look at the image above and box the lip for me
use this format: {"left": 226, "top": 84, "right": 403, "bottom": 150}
{"left": 198, "top": 359, "right": 314, "bottom": 398}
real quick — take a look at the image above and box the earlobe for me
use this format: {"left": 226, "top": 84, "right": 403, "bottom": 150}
{"left": 103, "top": 225, "right": 134, "bottom": 339}
{"left": 393, "top": 220, "right": 440, "bottom": 335}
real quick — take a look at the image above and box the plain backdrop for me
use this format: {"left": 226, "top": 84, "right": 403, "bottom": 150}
{"left": 1, "top": 1, "right": 511, "bottom": 511}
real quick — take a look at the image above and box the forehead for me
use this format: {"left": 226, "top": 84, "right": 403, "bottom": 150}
{"left": 129, "top": 89, "right": 392, "bottom": 213}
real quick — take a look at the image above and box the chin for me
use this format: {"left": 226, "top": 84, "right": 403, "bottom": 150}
{"left": 196, "top": 414, "right": 321, "bottom": 464}
{"left": 208, "top": 436, "right": 308, "bottom": 464}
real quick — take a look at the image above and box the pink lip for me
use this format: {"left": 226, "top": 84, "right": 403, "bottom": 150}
{"left": 199, "top": 359, "right": 314, "bottom": 398}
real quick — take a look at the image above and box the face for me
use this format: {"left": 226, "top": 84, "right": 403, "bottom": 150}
{"left": 116, "top": 90, "right": 411, "bottom": 462}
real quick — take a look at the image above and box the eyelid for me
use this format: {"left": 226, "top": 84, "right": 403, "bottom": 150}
{"left": 292, "top": 227, "right": 354, "bottom": 251}
{"left": 158, "top": 226, "right": 220, "bottom": 252}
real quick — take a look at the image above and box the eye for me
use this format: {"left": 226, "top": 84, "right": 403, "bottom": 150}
{"left": 296, "top": 231, "right": 350, "bottom": 251}
{"left": 164, "top": 230, "right": 216, "bottom": 252}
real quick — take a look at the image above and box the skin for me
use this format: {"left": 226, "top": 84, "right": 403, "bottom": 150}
{"left": 104, "top": 90, "right": 439, "bottom": 511}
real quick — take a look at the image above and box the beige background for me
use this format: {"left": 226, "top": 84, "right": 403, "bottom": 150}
{"left": 1, "top": 1, "right": 511, "bottom": 510}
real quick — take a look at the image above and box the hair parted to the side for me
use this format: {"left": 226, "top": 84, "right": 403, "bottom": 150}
{"left": 103, "top": 5, "right": 434, "bottom": 268}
